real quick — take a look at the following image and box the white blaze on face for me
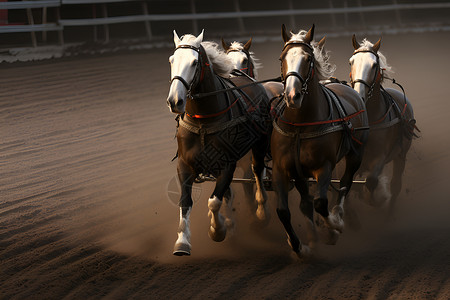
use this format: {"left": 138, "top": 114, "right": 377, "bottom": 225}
{"left": 227, "top": 51, "right": 247, "bottom": 71}
{"left": 284, "top": 47, "right": 309, "bottom": 108}
{"left": 350, "top": 52, "right": 378, "bottom": 101}
{"left": 167, "top": 30, "right": 204, "bottom": 114}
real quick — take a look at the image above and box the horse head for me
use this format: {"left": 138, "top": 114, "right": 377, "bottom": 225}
{"left": 280, "top": 24, "right": 316, "bottom": 109}
{"left": 349, "top": 35, "right": 382, "bottom": 102}
{"left": 167, "top": 30, "right": 204, "bottom": 114}
{"left": 222, "top": 38, "right": 256, "bottom": 78}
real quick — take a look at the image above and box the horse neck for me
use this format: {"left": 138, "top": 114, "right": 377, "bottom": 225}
{"left": 185, "top": 63, "right": 230, "bottom": 124}
{"left": 283, "top": 75, "right": 329, "bottom": 123}
{"left": 364, "top": 81, "right": 388, "bottom": 123}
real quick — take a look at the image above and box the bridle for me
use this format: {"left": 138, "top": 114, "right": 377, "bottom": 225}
{"left": 226, "top": 48, "right": 254, "bottom": 78}
{"left": 349, "top": 49, "right": 382, "bottom": 101}
{"left": 280, "top": 41, "right": 315, "bottom": 96}
{"left": 169, "top": 44, "right": 208, "bottom": 98}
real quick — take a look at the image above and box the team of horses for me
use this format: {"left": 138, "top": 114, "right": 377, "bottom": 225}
{"left": 166, "top": 24, "right": 418, "bottom": 257}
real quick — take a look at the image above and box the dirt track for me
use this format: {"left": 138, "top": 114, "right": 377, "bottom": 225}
{"left": 1, "top": 32, "right": 449, "bottom": 299}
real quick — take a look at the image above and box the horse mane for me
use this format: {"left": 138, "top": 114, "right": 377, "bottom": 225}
{"left": 289, "top": 30, "right": 336, "bottom": 80}
{"left": 178, "top": 34, "right": 233, "bottom": 78}
{"left": 359, "top": 39, "right": 394, "bottom": 82}
{"left": 229, "top": 41, "right": 262, "bottom": 79}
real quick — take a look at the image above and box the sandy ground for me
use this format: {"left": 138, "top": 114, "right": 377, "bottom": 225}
{"left": 1, "top": 31, "right": 449, "bottom": 299}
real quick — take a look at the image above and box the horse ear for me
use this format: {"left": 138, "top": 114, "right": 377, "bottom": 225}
{"left": 352, "top": 34, "right": 360, "bottom": 50}
{"left": 282, "top": 24, "right": 290, "bottom": 44}
{"left": 195, "top": 29, "right": 204, "bottom": 45}
{"left": 243, "top": 37, "right": 252, "bottom": 51}
{"left": 304, "top": 24, "right": 315, "bottom": 44}
{"left": 318, "top": 36, "right": 326, "bottom": 50}
{"left": 221, "top": 38, "right": 229, "bottom": 52}
{"left": 373, "top": 37, "right": 382, "bottom": 52}
{"left": 173, "top": 30, "right": 181, "bottom": 47}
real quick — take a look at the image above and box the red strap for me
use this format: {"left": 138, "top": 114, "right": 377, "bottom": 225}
{"left": 370, "top": 104, "right": 393, "bottom": 125}
{"left": 275, "top": 109, "right": 365, "bottom": 127}
{"left": 186, "top": 97, "right": 239, "bottom": 119}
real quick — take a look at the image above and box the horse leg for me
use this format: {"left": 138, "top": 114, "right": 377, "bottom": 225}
{"left": 208, "top": 163, "right": 236, "bottom": 242}
{"left": 252, "top": 142, "right": 269, "bottom": 222}
{"left": 314, "top": 162, "right": 341, "bottom": 244}
{"left": 324, "top": 152, "right": 359, "bottom": 235}
{"left": 365, "top": 162, "right": 389, "bottom": 207}
{"left": 295, "top": 177, "right": 317, "bottom": 251}
{"left": 223, "top": 187, "right": 235, "bottom": 232}
{"left": 240, "top": 153, "right": 256, "bottom": 214}
{"left": 173, "top": 161, "right": 195, "bottom": 256}
{"left": 388, "top": 151, "right": 407, "bottom": 218}
{"left": 273, "top": 164, "right": 302, "bottom": 254}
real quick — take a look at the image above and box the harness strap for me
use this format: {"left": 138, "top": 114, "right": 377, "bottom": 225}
{"left": 179, "top": 115, "right": 248, "bottom": 133}
{"left": 273, "top": 120, "right": 344, "bottom": 139}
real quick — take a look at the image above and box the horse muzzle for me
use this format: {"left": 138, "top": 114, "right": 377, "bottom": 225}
{"left": 285, "top": 87, "right": 304, "bottom": 109}
{"left": 167, "top": 96, "right": 185, "bottom": 114}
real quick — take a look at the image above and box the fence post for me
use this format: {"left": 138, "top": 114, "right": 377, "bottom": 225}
{"left": 102, "top": 4, "right": 109, "bottom": 43}
{"left": 190, "top": 0, "right": 198, "bottom": 34}
{"left": 26, "top": 7, "right": 37, "bottom": 47}
{"left": 287, "top": 0, "right": 296, "bottom": 30}
{"left": 233, "top": 0, "right": 245, "bottom": 34}
{"left": 142, "top": 1, "right": 152, "bottom": 40}
{"left": 392, "top": 0, "right": 403, "bottom": 27}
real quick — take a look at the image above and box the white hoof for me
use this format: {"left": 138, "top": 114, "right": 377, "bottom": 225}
{"left": 328, "top": 205, "right": 344, "bottom": 233}
{"left": 256, "top": 205, "right": 270, "bottom": 222}
{"left": 173, "top": 242, "right": 191, "bottom": 256}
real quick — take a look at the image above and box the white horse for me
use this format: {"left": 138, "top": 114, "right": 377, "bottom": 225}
{"left": 349, "top": 36, "right": 417, "bottom": 217}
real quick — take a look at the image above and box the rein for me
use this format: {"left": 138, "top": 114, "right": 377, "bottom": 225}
{"left": 190, "top": 76, "right": 282, "bottom": 99}
{"left": 275, "top": 109, "right": 365, "bottom": 127}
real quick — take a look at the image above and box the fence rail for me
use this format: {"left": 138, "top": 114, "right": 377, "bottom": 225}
{"left": 1, "top": 1, "right": 450, "bottom": 48}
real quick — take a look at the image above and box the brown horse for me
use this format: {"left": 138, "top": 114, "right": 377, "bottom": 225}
{"left": 222, "top": 37, "right": 284, "bottom": 217}
{"left": 349, "top": 35, "right": 418, "bottom": 216}
{"left": 271, "top": 25, "right": 369, "bottom": 256}
{"left": 167, "top": 30, "right": 271, "bottom": 256}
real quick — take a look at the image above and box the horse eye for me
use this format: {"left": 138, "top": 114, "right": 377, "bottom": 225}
{"left": 192, "top": 60, "right": 198, "bottom": 66}
{"left": 169, "top": 56, "right": 174, "bottom": 64}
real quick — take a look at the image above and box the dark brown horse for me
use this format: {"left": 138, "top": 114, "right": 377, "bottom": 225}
{"left": 167, "top": 30, "right": 271, "bottom": 256}
{"left": 349, "top": 35, "right": 418, "bottom": 215}
{"left": 271, "top": 25, "right": 369, "bottom": 256}
{"left": 222, "top": 37, "right": 284, "bottom": 217}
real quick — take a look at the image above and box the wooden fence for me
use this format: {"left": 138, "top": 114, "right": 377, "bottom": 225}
{"left": 1, "top": 0, "right": 449, "bottom": 48}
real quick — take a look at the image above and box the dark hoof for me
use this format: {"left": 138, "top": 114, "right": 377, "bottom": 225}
{"left": 173, "top": 243, "right": 191, "bottom": 256}
{"left": 208, "top": 226, "right": 226, "bottom": 242}
{"left": 324, "top": 229, "right": 340, "bottom": 245}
